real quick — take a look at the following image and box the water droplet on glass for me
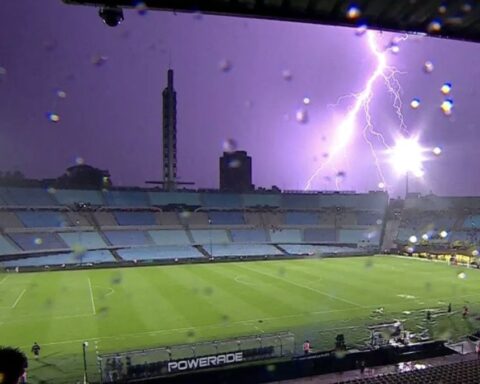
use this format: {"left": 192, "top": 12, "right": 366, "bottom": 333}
{"left": 218, "top": 59, "right": 232, "bottom": 72}
{"left": 410, "top": 98, "right": 421, "bottom": 109}
{"left": 193, "top": 11, "right": 203, "bottom": 20}
{"left": 441, "top": 82, "right": 452, "bottom": 95}
{"left": 282, "top": 69, "right": 292, "bottom": 81}
{"left": 378, "top": 182, "right": 385, "bottom": 189}
{"left": 179, "top": 211, "right": 191, "bottom": 219}
{"left": 355, "top": 24, "right": 368, "bottom": 36}
{"left": 346, "top": 5, "right": 361, "bottom": 20}
{"left": 439, "top": 230, "right": 448, "bottom": 238}
{"left": 462, "top": 3, "right": 473, "bottom": 13}
{"left": 223, "top": 138, "right": 237, "bottom": 153}
{"left": 336, "top": 171, "right": 346, "bottom": 179}
{"left": 204, "top": 287, "right": 213, "bottom": 296}
{"left": 427, "top": 20, "right": 442, "bottom": 33}
{"left": 91, "top": 54, "right": 108, "bottom": 66}
{"left": 423, "top": 61, "right": 434, "bottom": 73}
{"left": 72, "top": 244, "right": 87, "bottom": 261}
{"left": 376, "top": 219, "right": 383, "bottom": 225}
{"left": 409, "top": 235, "right": 418, "bottom": 243}
{"left": 441, "top": 99, "right": 453, "bottom": 115}
{"left": 75, "top": 157, "right": 85, "bottom": 165}
{"left": 295, "top": 109, "right": 308, "bottom": 124}
{"left": 111, "top": 272, "right": 122, "bottom": 285}
{"left": 438, "top": 5, "right": 447, "bottom": 14}
{"left": 433, "top": 147, "right": 442, "bottom": 156}
{"left": 56, "top": 90, "right": 67, "bottom": 99}
{"left": 245, "top": 100, "right": 253, "bottom": 109}
{"left": 46, "top": 112, "right": 60, "bottom": 123}
{"left": 47, "top": 187, "right": 56, "bottom": 194}
{"left": 303, "top": 97, "right": 311, "bottom": 105}
{"left": 0, "top": 66, "right": 6, "bottom": 76}
{"left": 422, "top": 233, "right": 429, "bottom": 241}
{"left": 228, "top": 159, "right": 241, "bottom": 168}
{"left": 134, "top": 1, "right": 148, "bottom": 15}
{"left": 34, "top": 238, "right": 43, "bottom": 245}
{"left": 472, "top": 249, "right": 479, "bottom": 256}
{"left": 457, "top": 272, "right": 466, "bottom": 279}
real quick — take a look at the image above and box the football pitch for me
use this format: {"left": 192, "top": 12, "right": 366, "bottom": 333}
{"left": 2, "top": 255, "right": 480, "bottom": 383}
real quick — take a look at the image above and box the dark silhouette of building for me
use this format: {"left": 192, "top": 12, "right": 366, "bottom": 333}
{"left": 55, "top": 164, "right": 111, "bottom": 189}
{"left": 162, "top": 69, "right": 177, "bottom": 191}
{"left": 220, "top": 150, "right": 254, "bottom": 192}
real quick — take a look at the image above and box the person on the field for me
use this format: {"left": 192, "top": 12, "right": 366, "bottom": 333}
{"left": 31, "top": 343, "right": 40, "bottom": 360}
{"left": 463, "top": 306, "right": 469, "bottom": 319}
{"left": 448, "top": 303, "right": 452, "bottom": 313}
{"left": 303, "top": 340, "right": 311, "bottom": 355}
{"left": 0, "top": 347, "right": 28, "bottom": 384}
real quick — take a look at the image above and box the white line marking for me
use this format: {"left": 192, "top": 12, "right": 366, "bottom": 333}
{"left": 11, "top": 289, "right": 26, "bottom": 309}
{"left": 237, "top": 264, "right": 364, "bottom": 308}
{"left": 88, "top": 278, "right": 96, "bottom": 315}
{"left": 233, "top": 275, "right": 261, "bottom": 287}
{"left": 0, "top": 275, "right": 9, "bottom": 285}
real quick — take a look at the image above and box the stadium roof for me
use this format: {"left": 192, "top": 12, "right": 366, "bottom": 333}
{"left": 63, "top": 0, "right": 480, "bottom": 43}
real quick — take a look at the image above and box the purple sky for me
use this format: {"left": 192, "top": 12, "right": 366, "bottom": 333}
{"left": 1, "top": 0, "right": 480, "bottom": 197}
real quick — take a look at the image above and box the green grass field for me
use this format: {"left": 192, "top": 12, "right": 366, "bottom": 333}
{"left": 2, "top": 255, "right": 480, "bottom": 383}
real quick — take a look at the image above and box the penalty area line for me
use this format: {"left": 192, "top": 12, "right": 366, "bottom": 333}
{"left": 88, "top": 278, "right": 96, "bottom": 315}
{"left": 11, "top": 289, "right": 26, "bottom": 309}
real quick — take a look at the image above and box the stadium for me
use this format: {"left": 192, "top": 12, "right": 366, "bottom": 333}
{"left": 2, "top": 187, "right": 480, "bottom": 383}
{"left": 3, "top": 1, "right": 480, "bottom": 383}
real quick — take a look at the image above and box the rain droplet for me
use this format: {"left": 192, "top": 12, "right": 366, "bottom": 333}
{"left": 409, "top": 235, "right": 418, "bottom": 243}
{"left": 111, "top": 272, "right": 122, "bottom": 285}
{"left": 422, "top": 233, "right": 429, "bottom": 241}
{"left": 423, "top": 61, "right": 434, "bottom": 73}
{"left": 0, "top": 66, "right": 6, "bottom": 76}
{"left": 193, "top": 11, "right": 203, "bottom": 20}
{"left": 433, "top": 147, "right": 442, "bottom": 155}
{"left": 75, "top": 157, "right": 85, "bottom": 165}
{"left": 457, "top": 272, "right": 466, "bottom": 279}
{"left": 56, "top": 90, "right": 67, "bottom": 99}
{"left": 427, "top": 20, "right": 442, "bottom": 33}
{"left": 47, "top": 187, "right": 56, "bottom": 194}
{"left": 223, "top": 138, "right": 237, "bottom": 153}
{"left": 376, "top": 219, "right": 383, "bottom": 225}
{"left": 355, "top": 24, "right": 368, "bottom": 36}
{"left": 438, "top": 5, "right": 447, "bottom": 14}
{"left": 228, "top": 159, "right": 242, "bottom": 168}
{"left": 34, "top": 238, "right": 43, "bottom": 245}
{"left": 462, "top": 3, "right": 472, "bottom": 13}
{"left": 378, "top": 182, "right": 385, "bottom": 189}
{"left": 134, "top": 1, "right": 148, "bottom": 15}
{"left": 204, "top": 287, "right": 213, "bottom": 296}
{"left": 91, "top": 54, "right": 108, "bottom": 66}
{"left": 322, "top": 153, "right": 329, "bottom": 158}
{"left": 295, "top": 109, "right": 308, "bottom": 124}
{"left": 244, "top": 100, "right": 253, "bottom": 109}
{"left": 439, "top": 230, "right": 448, "bottom": 238}
{"left": 282, "top": 69, "right": 292, "bottom": 81}
{"left": 441, "top": 99, "right": 453, "bottom": 115}
{"left": 441, "top": 82, "right": 452, "bottom": 95}
{"left": 179, "top": 211, "right": 191, "bottom": 219}
{"left": 472, "top": 249, "right": 479, "bottom": 256}
{"left": 346, "top": 5, "right": 361, "bottom": 20}
{"left": 72, "top": 244, "right": 87, "bottom": 261}
{"left": 336, "top": 171, "right": 346, "bottom": 179}
{"left": 218, "top": 59, "right": 233, "bottom": 72}
{"left": 46, "top": 112, "right": 60, "bottom": 123}
{"left": 410, "top": 98, "right": 421, "bottom": 109}
{"left": 303, "top": 97, "right": 311, "bottom": 105}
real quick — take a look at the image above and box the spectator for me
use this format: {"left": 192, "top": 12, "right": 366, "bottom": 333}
{"left": 31, "top": 342, "right": 40, "bottom": 360}
{"left": 0, "top": 347, "right": 28, "bottom": 384}
{"left": 303, "top": 340, "right": 311, "bottom": 355}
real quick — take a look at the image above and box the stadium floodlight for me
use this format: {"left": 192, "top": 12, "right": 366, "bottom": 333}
{"left": 439, "top": 230, "right": 448, "bottom": 238}
{"left": 408, "top": 235, "right": 418, "bottom": 244}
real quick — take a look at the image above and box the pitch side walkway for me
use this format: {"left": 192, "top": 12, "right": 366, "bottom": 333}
{"left": 275, "top": 352, "right": 479, "bottom": 383}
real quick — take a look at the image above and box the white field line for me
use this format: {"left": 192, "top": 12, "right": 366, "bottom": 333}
{"left": 11, "top": 289, "right": 26, "bottom": 309}
{"left": 237, "top": 264, "right": 364, "bottom": 308}
{"left": 0, "top": 275, "right": 9, "bottom": 285}
{"left": 233, "top": 275, "right": 261, "bottom": 287}
{"left": 88, "top": 278, "right": 96, "bottom": 315}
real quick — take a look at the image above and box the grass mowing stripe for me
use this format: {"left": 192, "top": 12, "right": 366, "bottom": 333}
{"left": 11, "top": 288, "right": 26, "bottom": 309}
{"left": 237, "top": 263, "right": 364, "bottom": 308}
{"left": 0, "top": 275, "right": 9, "bottom": 285}
{"left": 87, "top": 277, "right": 96, "bottom": 315}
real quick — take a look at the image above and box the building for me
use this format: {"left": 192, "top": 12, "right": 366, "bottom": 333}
{"left": 219, "top": 150, "right": 254, "bottom": 192}
{"left": 162, "top": 69, "right": 177, "bottom": 191}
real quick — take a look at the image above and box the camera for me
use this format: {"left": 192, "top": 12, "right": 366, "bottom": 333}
{"left": 98, "top": 6, "right": 124, "bottom": 27}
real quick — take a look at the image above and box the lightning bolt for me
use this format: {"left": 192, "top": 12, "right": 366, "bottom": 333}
{"left": 305, "top": 31, "right": 408, "bottom": 191}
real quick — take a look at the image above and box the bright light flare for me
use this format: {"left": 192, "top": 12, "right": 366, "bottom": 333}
{"left": 389, "top": 137, "right": 426, "bottom": 177}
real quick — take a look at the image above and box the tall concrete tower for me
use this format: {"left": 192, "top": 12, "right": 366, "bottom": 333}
{"left": 162, "top": 69, "right": 177, "bottom": 191}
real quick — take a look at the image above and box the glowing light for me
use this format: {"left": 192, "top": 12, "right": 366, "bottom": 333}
{"left": 355, "top": 24, "right": 368, "bottom": 36}
{"left": 441, "top": 82, "right": 452, "bottom": 95}
{"left": 296, "top": 109, "right": 309, "bottom": 124}
{"left": 378, "top": 182, "right": 385, "bottom": 189}
{"left": 408, "top": 235, "right": 418, "bottom": 244}
{"left": 346, "top": 6, "right": 361, "bottom": 20}
{"left": 441, "top": 99, "right": 454, "bottom": 115}
{"left": 423, "top": 61, "right": 434, "bottom": 73}
{"left": 421, "top": 233, "right": 429, "bottom": 241}
{"left": 75, "top": 156, "right": 85, "bottom": 165}
{"left": 389, "top": 136, "right": 425, "bottom": 177}
{"left": 47, "top": 112, "right": 60, "bottom": 123}
{"left": 458, "top": 272, "right": 466, "bottom": 279}
{"left": 439, "top": 230, "right": 448, "bottom": 238}
{"left": 34, "top": 237, "right": 43, "bottom": 245}
{"left": 56, "top": 90, "right": 67, "bottom": 98}
{"left": 433, "top": 147, "right": 442, "bottom": 155}
{"left": 303, "top": 97, "right": 311, "bottom": 105}
{"left": 472, "top": 249, "right": 479, "bottom": 257}
{"left": 410, "top": 98, "right": 420, "bottom": 109}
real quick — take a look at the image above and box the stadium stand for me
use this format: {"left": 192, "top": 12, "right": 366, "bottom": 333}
{"left": 156, "top": 211, "right": 181, "bottom": 226}
{"left": 304, "top": 228, "right": 337, "bottom": 243}
{"left": 242, "top": 193, "right": 281, "bottom": 207}
{"left": 179, "top": 211, "right": 209, "bottom": 226}
{"left": 208, "top": 211, "right": 245, "bottom": 225}
{"left": 148, "top": 191, "right": 201, "bottom": 206}
{"left": 148, "top": 229, "right": 191, "bottom": 245}
{"left": 59, "top": 231, "right": 108, "bottom": 249}
{"left": 230, "top": 229, "right": 267, "bottom": 243}
{"left": 0, "top": 187, "right": 57, "bottom": 206}
{"left": 103, "top": 230, "right": 152, "bottom": 246}
{"left": 16, "top": 211, "right": 69, "bottom": 228}
{"left": 117, "top": 245, "right": 202, "bottom": 261}
{"left": 210, "top": 244, "right": 282, "bottom": 257}
{"left": 92, "top": 212, "right": 118, "bottom": 226}
{"left": 0, "top": 211, "right": 24, "bottom": 228}
{"left": 104, "top": 190, "right": 150, "bottom": 207}
{"left": 53, "top": 189, "right": 104, "bottom": 205}
{"left": 1, "top": 250, "right": 115, "bottom": 267}
{"left": 8, "top": 232, "right": 67, "bottom": 251}
{"left": 190, "top": 229, "right": 230, "bottom": 244}
{"left": 284, "top": 211, "right": 319, "bottom": 225}
{"left": 280, "top": 244, "right": 358, "bottom": 255}
{"left": 0, "top": 234, "right": 20, "bottom": 255}
{"left": 113, "top": 211, "right": 156, "bottom": 226}
{"left": 269, "top": 229, "right": 303, "bottom": 243}
{"left": 201, "top": 193, "right": 243, "bottom": 208}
